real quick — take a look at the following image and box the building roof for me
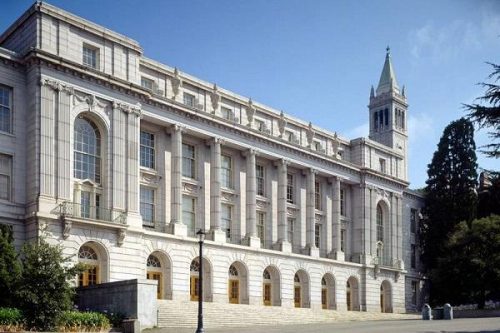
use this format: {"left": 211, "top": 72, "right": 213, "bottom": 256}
{"left": 376, "top": 47, "right": 400, "bottom": 95}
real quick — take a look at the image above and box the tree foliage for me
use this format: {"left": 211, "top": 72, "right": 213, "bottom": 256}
{"left": 0, "top": 225, "right": 21, "bottom": 308}
{"left": 16, "top": 239, "right": 81, "bottom": 331}
{"left": 430, "top": 215, "right": 500, "bottom": 308}
{"left": 478, "top": 172, "right": 500, "bottom": 218}
{"left": 465, "top": 62, "right": 500, "bottom": 158}
{"left": 421, "top": 118, "right": 478, "bottom": 273}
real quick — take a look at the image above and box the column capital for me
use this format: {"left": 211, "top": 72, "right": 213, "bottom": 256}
{"left": 274, "top": 158, "right": 290, "bottom": 168}
{"left": 242, "top": 148, "right": 258, "bottom": 158}
{"left": 206, "top": 136, "right": 224, "bottom": 146}
{"left": 302, "top": 167, "right": 317, "bottom": 177}
{"left": 167, "top": 123, "right": 185, "bottom": 135}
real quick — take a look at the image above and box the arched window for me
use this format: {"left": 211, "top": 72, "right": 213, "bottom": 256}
{"left": 229, "top": 264, "right": 238, "bottom": 277}
{"left": 377, "top": 204, "right": 384, "bottom": 242}
{"left": 74, "top": 117, "right": 101, "bottom": 183}
{"left": 78, "top": 245, "right": 99, "bottom": 287}
{"left": 147, "top": 254, "right": 161, "bottom": 268}
{"left": 263, "top": 269, "right": 271, "bottom": 280}
{"left": 294, "top": 273, "right": 300, "bottom": 283}
{"left": 190, "top": 259, "right": 200, "bottom": 272}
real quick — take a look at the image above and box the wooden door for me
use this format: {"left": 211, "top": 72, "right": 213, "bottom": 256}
{"left": 321, "top": 288, "right": 327, "bottom": 309}
{"left": 78, "top": 266, "right": 99, "bottom": 287}
{"left": 263, "top": 283, "right": 271, "bottom": 306}
{"left": 294, "top": 286, "right": 301, "bottom": 308}
{"left": 229, "top": 279, "right": 239, "bottom": 304}
{"left": 190, "top": 276, "right": 199, "bottom": 301}
{"left": 347, "top": 290, "right": 351, "bottom": 311}
{"left": 380, "top": 291, "right": 385, "bottom": 313}
{"left": 147, "top": 271, "right": 163, "bottom": 299}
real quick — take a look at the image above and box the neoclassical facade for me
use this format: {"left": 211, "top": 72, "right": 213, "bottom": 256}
{"left": 0, "top": 2, "right": 424, "bottom": 315}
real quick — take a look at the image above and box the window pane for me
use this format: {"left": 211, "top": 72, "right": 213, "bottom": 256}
{"left": 140, "top": 131, "right": 155, "bottom": 169}
{"left": 182, "top": 143, "right": 195, "bottom": 178}
{"left": 74, "top": 118, "right": 101, "bottom": 183}
{"left": 182, "top": 196, "right": 195, "bottom": 234}
{"left": 221, "top": 155, "right": 232, "bottom": 188}
{"left": 286, "top": 174, "right": 294, "bottom": 203}
{"left": 221, "top": 204, "right": 231, "bottom": 240}
{"left": 140, "top": 186, "right": 155, "bottom": 226}
{"left": 256, "top": 165, "right": 265, "bottom": 196}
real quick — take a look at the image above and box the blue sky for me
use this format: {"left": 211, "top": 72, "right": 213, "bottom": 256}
{"left": 1, "top": 0, "right": 499, "bottom": 188}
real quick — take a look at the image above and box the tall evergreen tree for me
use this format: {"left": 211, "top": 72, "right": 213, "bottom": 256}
{"left": 421, "top": 118, "right": 478, "bottom": 273}
{"left": 0, "top": 225, "right": 21, "bottom": 308}
{"left": 465, "top": 62, "right": 500, "bottom": 158}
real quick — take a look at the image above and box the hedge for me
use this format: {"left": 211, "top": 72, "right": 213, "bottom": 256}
{"left": 57, "top": 311, "right": 110, "bottom": 332}
{"left": 0, "top": 308, "right": 24, "bottom": 332}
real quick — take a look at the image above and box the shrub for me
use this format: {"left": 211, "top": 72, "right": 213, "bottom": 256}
{"left": 103, "top": 311, "right": 126, "bottom": 328}
{"left": 57, "top": 311, "right": 110, "bottom": 332}
{"left": 0, "top": 307, "right": 24, "bottom": 331}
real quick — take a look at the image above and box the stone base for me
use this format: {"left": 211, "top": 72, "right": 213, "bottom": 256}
{"left": 306, "top": 245, "right": 319, "bottom": 258}
{"left": 244, "top": 235, "right": 261, "bottom": 248}
{"left": 330, "top": 250, "right": 344, "bottom": 261}
{"left": 275, "top": 240, "right": 292, "bottom": 253}
{"left": 210, "top": 229, "right": 226, "bottom": 243}
{"left": 171, "top": 223, "right": 187, "bottom": 237}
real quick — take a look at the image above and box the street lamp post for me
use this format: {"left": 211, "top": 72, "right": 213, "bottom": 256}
{"left": 195, "top": 229, "right": 206, "bottom": 333}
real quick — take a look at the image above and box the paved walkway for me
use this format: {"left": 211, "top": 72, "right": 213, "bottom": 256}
{"left": 146, "top": 317, "right": 500, "bottom": 333}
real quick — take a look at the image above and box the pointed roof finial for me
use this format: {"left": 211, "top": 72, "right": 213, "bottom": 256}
{"left": 376, "top": 46, "right": 399, "bottom": 95}
{"left": 386, "top": 45, "right": 390, "bottom": 55}
{"left": 370, "top": 85, "right": 375, "bottom": 98}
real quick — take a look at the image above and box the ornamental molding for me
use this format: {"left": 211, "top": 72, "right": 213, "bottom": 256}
{"left": 40, "top": 77, "right": 74, "bottom": 95}
{"left": 256, "top": 199, "right": 268, "bottom": 210}
{"left": 221, "top": 191, "right": 236, "bottom": 203}
{"left": 182, "top": 182, "right": 199, "bottom": 195}
{"left": 140, "top": 172, "right": 160, "bottom": 185}
{"left": 74, "top": 91, "right": 109, "bottom": 113}
{"left": 112, "top": 101, "right": 142, "bottom": 117}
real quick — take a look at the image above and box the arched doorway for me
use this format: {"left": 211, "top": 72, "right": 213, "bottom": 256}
{"left": 262, "top": 266, "right": 281, "bottom": 306}
{"left": 228, "top": 262, "right": 249, "bottom": 304}
{"left": 190, "top": 257, "right": 212, "bottom": 302}
{"left": 346, "top": 276, "right": 360, "bottom": 311}
{"left": 146, "top": 252, "right": 172, "bottom": 299}
{"left": 380, "top": 280, "right": 392, "bottom": 313}
{"left": 77, "top": 242, "right": 107, "bottom": 287}
{"left": 263, "top": 268, "right": 272, "bottom": 306}
{"left": 321, "top": 273, "right": 336, "bottom": 310}
{"left": 294, "top": 270, "right": 310, "bottom": 308}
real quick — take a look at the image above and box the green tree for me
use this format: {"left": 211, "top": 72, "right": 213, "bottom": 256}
{"left": 0, "top": 225, "right": 21, "bottom": 308}
{"left": 421, "top": 118, "right": 478, "bottom": 269}
{"left": 16, "top": 239, "right": 81, "bottom": 331}
{"left": 434, "top": 215, "right": 500, "bottom": 308}
{"left": 465, "top": 62, "right": 500, "bottom": 158}
{"left": 478, "top": 172, "right": 500, "bottom": 218}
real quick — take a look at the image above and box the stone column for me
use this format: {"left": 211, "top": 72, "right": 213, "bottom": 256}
{"left": 390, "top": 193, "right": 397, "bottom": 267}
{"left": 306, "top": 168, "right": 319, "bottom": 257}
{"left": 325, "top": 180, "right": 333, "bottom": 257}
{"left": 244, "top": 149, "right": 260, "bottom": 247}
{"left": 276, "top": 159, "right": 291, "bottom": 252}
{"left": 396, "top": 194, "right": 404, "bottom": 269}
{"left": 331, "top": 177, "right": 344, "bottom": 260}
{"left": 370, "top": 186, "right": 378, "bottom": 259}
{"left": 170, "top": 124, "right": 187, "bottom": 236}
{"left": 125, "top": 104, "right": 143, "bottom": 228}
{"left": 210, "top": 137, "right": 226, "bottom": 242}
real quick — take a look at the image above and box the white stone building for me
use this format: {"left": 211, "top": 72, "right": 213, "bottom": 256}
{"left": 0, "top": 2, "right": 425, "bottom": 315}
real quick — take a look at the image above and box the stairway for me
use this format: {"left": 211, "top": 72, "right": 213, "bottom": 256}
{"left": 157, "top": 300, "right": 419, "bottom": 328}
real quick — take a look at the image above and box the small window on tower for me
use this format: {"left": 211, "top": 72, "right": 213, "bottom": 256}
{"left": 384, "top": 108, "right": 389, "bottom": 126}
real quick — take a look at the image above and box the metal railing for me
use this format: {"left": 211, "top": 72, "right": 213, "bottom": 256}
{"left": 58, "top": 201, "right": 126, "bottom": 224}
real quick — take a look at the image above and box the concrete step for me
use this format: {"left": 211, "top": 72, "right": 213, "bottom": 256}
{"left": 156, "top": 300, "right": 419, "bottom": 328}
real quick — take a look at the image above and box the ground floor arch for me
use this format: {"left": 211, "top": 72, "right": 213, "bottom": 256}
{"left": 294, "top": 270, "right": 310, "bottom": 308}
{"left": 380, "top": 280, "right": 393, "bottom": 313}
{"left": 262, "top": 266, "right": 281, "bottom": 306}
{"left": 321, "top": 273, "right": 336, "bottom": 310}
{"left": 228, "top": 261, "right": 249, "bottom": 304}
{"left": 77, "top": 241, "right": 108, "bottom": 287}
{"left": 146, "top": 251, "right": 172, "bottom": 299}
{"left": 346, "top": 276, "right": 360, "bottom": 311}
{"left": 190, "top": 257, "right": 212, "bottom": 302}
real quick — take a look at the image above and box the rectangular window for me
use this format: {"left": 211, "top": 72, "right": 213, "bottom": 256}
{"left": 0, "top": 86, "right": 12, "bottom": 134}
{"left": 140, "top": 186, "right": 155, "bottom": 227}
{"left": 410, "top": 209, "right": 417, "bottom": 234}
{"left": 384, "top": 108, "right": 389, "bottom": 126}
{"left": 183, "top": 92, "right": 195, "bottom": 107}
{"left": 0, "top": 154, "right": 12, "bottom": 201}
{"left": 411, "top": 281, "right": 418, "bottom": 305}
{"left": 140, "top": 131, "right": 155, "bottom": 169}
{"left": 141, "top": 77, "right": 154, "bottom": 90}
{"left": 221, "top": 204, "right": 232, "bottom": 241}
{"left": 256, "top": 164, "right": 265, "bottom": 196}
{"left": 182, "top": 143, "right": 196, "bottom": 179}
{"left": 340, "top": 189, "right": 346, "bottom": 216}
{"left": 340, "top": 229, "right": 346, "bottom": 252}
{"left": 82, "top": 44, "right": 98, "bottom": 69}
{"left": 81, "top": 191, "right": 91, "bottom": 219}
{"left": 221, "top": 106, "right": 233, "bottom": 120}
{"left": 257, "top": 212, "right": 265, "bottom": 247}
{"left": 182, "top": 196, "right": 196, "bottom": 235}
{"left": 286, "top": 174, "right": 294, "bottom": 204}
{"left": 287, "top": 218, "right": 294, "bottom": 245}
{"left": 221, "top": 155, "right": 232, "bottom": 188}
{"left": 315, "top": 181, "right": 321, "bottom": 210}
{"left": 411, "top": 244, "right": 416, "bottom": 269}
{"left": 315, "top": 223, "right": 321, "bottom": 248}
{"left": 379, "top": 158, "right": 386, "bottom": 174}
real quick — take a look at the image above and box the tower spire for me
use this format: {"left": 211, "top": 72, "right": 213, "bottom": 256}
{"left": 376, "top": 46, "right": 399, "bottom": 95}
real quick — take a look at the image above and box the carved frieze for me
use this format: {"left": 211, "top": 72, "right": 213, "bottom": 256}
{"left": 182, "top": 182, "right": 199, "bottom": 195}
{"left": 141, "top": 172, "right": 160, "bottom": 185}
{"left": 221, "top": 191, "right": 235, "bottom": 203}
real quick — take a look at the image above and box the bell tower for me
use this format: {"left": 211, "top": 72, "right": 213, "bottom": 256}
{"left": 368, "top": 47, "right": 408, "bottom": 179}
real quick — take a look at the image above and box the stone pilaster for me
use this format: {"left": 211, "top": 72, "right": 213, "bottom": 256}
{"left": 170, "top": 124, "right": 187, "bottom": 236}
{"left": 370, "top": 186, "right": 378, "bottom": 257}
{"left": 276, "top": 159, "right": 291, "bottom": 252}
{"left": 244, "top": 149, "right": 260, "bottom": 248}
{"left": 210, "top": 137, "right": 225, "bottom": 242}
{"left": 331, "top": 177, "right": 344, "bottom": 260}
{"left": 306, "top": 168, "right": 319, "bottom": 257}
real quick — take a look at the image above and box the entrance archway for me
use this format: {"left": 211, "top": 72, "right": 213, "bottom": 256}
{"left": 228, "top": 261, "right": 249, "bottom": 304}
{"left": 77, "top": 242, "right": 108, "bottom": 287}
{"left": 346, "top": 276, "right": 360, "bottom": 311}
{"left": 262, "top": 266, "right": 281, "bottom": 306}
{"left": 294, "top": 270, "right": 310, "bottom": 308}
{"left": 321, "top": 273, "right": 336, "bottom": 310}
{"left": 146, "top": 252, "right": 172, "bottom": 299}
{"left": 190, "top": 257, "right": 212, "bottom": 302}
{"left": 380, "top": 280, "right": 392, "bottom": 313}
